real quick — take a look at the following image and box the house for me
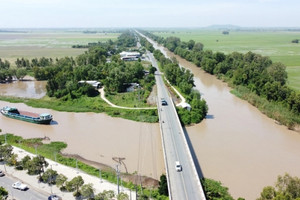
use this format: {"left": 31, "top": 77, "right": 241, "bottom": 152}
{"left": 120, "top": 51, "right": 141, "bottom": 61}
{"left": 78, "top": 80, "right": 101, "bottom": 88}
{"left": 181, "top": 102, "right": 191, "bottom": 111}
{"left": 125, "top": 83, "right": 140, "bottom": 92}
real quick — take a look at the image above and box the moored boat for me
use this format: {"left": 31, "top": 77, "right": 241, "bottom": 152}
{"left": 0, "top": 106, "right": 53, "bottom": 124}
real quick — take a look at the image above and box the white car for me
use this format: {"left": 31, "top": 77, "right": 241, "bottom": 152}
{"left": 175, "top": 161, "right": 182, "bottom": 172}
{"left": 12, "top": 181, "right": 28, "bottom": 191}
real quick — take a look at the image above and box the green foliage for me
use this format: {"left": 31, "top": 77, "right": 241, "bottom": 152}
{"left": 94, "top": 190, "right": 115, "bottom": 200}
{"left": 15, "top": 68, "right": 27, "bottom": 80}
{"left": 80, "top": 183, "right": 95, "bottom": 199}
{"left": 0, "top": 187, "right": 8, "bottom": 198}
{"left": 56, "top": 174, "right": 68, "bottom": 190}
{"left": 201, "top": 178, "right": 234, "bottom": 200}
{"left": 27, "top": 155, "right": 49, "bottom": 178}
{"left": 143, "top": 30, "right": 300, "bottom": 128}
{"left": 258, "top": 173, "right": 300, "bottom": 200}
{"left": 158, "top": 174, "right": 168, "bottom": 196}
{"left": 66, "top": 176, "right": 84, "bottom": 194}
{"left": 0, "top": 58, "right": 13, "bottom": 82}
{"left": 0, "top": 144, "right": 13, "bottom": 161}
{"left": 117, "top": 31, "right": 137, "bottom": 48}
{"left": 117, "top": 192, "right": 129, "bottom": 200}
{"left": 41, "top": 169, "right": 58, "bottom": 184}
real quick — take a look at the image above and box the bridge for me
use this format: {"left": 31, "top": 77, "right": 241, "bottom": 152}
{"left": 145, "top": 47, "right": 207, "bottom": 199}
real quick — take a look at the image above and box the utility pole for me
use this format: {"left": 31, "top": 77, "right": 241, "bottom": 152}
{"left": 99, "top": 168, "right": 102, "bottom": 183}
{"left": 116, "top": 165, "right": 120, "bottom": 195}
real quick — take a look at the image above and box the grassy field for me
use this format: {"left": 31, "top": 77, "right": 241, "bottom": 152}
{"left": 0, "top": 31, "right": 120, "bottom": 66}
{"left": 153, "top": 30, "right": 300, "bottom": 90}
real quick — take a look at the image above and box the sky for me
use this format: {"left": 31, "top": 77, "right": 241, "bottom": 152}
{"left": 0, "top": 0, "right": 299, "bottom": 28}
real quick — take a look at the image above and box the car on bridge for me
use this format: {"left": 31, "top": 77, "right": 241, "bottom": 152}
{"left": 161, "top": 98, "right": 168, "bottom": 106}
{"left": 0, "top": 170, "right": 5, "bottom": 177}
{"left": 175, "top": 161, "right": 182, "bottom": 172}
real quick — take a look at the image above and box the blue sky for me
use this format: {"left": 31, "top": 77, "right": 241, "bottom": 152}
{"left": 0, "top": 0, "right": 299, "bottom": 28}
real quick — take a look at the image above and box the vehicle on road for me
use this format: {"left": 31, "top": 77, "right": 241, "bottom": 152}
{"left": 161, "top": 98, "right": 168, "bottom": 106}
{"left": 12, "top": 181, "right": 28, "bottom": 191}
{"left": 48, "top": 194, "right": 62, "bottom": 200}
{"left": 0, "top": 170, "right": 5, "bottom": 177}
{"left": 175, "top": 161, "right": 182, "bottom": 172}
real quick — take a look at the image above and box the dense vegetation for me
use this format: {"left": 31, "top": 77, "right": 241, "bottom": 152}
{"left": 141, "top": 30, "right": 300, "bottom": 129}
{"left": 152, "top": 48, "right": 208, "bottom": 125}
{"left": 201, "top": 178, "right": 236, "bottom": 200}
{"left": 0, "top": 31, "right": 159, "bottom": 123}
{"left": 258, "top": 173, "right": 300, "bottom": 200}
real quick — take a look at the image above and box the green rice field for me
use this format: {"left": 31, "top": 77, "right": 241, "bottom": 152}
{"left": 153, "top": 30, "right": 300, "bottom": 90}
{"left": 0, "top": 31, "right": 120, "bottom": 65}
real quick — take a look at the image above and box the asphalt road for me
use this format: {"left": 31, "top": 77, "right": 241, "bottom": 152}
{"left": 146, "top": 50, "right": 206, "bottom": 200}
{"left": 0, "top": 173, "right": 49, "bottom": 200}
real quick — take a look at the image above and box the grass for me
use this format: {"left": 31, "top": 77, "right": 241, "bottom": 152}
{"left": 231, "top": 85, "right": 300, "bottom": 129}
{"left": 286, "top": 66, "right": 300, "bottom": 90}
{"left": 0, "top": 94, "right": 158, "bottom": 123}
{"left": 153, "top": 29, "right": 300, "bottom": 90}
{"left": 154, "top": 30, "right": 300, "bottom": 66}
{"left": 106, "top": 91, "right": 155, "bottom": 108}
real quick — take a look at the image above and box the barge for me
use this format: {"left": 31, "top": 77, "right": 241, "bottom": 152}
{"left": 0, "top": 106, "right": 52, "bottom": 124}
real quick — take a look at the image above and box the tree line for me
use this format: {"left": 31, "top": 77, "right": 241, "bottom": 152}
{"left": 140, "top": 30, "right": 300, "bottom": 128}
{"left": 150, "top": 45, "right": 208, "bottom": 125}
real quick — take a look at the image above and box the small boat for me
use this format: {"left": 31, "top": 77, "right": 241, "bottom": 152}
{"left": 0, "top": 106, "right": 53, "bottom": 124}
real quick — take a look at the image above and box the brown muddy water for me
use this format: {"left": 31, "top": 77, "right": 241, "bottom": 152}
{"left": 0, "top": 80, "right": 47, "bottom": 99}
{"left": 0, "top": 101, "right": 165, "bottom": 181}
{"left": 162, "top": 46, "right": 300, "bottom": 199}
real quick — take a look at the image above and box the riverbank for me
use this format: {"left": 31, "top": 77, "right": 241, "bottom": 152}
{"left": 1, "top": 146, "right": 134, "bottom": 200}
{"left": 142, "top": 37, "right": 300, "bottom": 199}
{"left": 0, "top": 100, "right": 165, "bottom": 183}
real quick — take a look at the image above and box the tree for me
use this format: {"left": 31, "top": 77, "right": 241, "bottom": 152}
{"left": 27, "top": 155, "right": 49, "bottom": 178}
{"left": 158, "top": 174, "right": 168, "bottom": 196}
{"left": 193, "top": 42, "right": 204, "bottom": 52}
{"left": 15, "top": 68, "right": 27, "bottom": 80}
{"left": 80, "top": 183, "right": 95, "bottom": 199}
{"left": 56, "top": 174, "right": 68, "bottom": 191}
{"left": 20, "top": 155, "right": 32, "bottom": 170}
{"left": 258, "top": 173, "right": 300, "bottom": 200}
{"left": 0, "top": 144, "right": 13, "bottom": 161}
{"left": 117, "top": 192, "right": 129, "bottom": 200}
{"left": 94, "top": 190, "right": 115, "bottom": 200}
{"left": 187, "top": 40, "right": 195, "bottom": 50}
{"left": 201, "top": 178, "right": 234, "bottom": 200}
{"left": 41, "top": 169, "right": 58, "bottom": 184}
{"left": 66, "top": 176, "right": 84, "bottom": 196}
{"left": 257, "top": 186, "right": 276, "bottom": 200}
{"left": 0, "top": 186, "right": 8, "bottom": 199}
{"left": 267, "top": 63, "right": 287, "bottom": 86}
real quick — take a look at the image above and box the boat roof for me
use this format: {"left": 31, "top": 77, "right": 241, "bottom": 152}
{"left": 3, "top": 106, "right": 17, "bottom": 111}
{"left": 40, "top": 113, "right": 52, "bottom": 117}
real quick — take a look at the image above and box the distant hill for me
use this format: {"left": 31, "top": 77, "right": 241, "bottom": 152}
{"left": 204, "top": 24, "right": 241, "bottom": 30}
